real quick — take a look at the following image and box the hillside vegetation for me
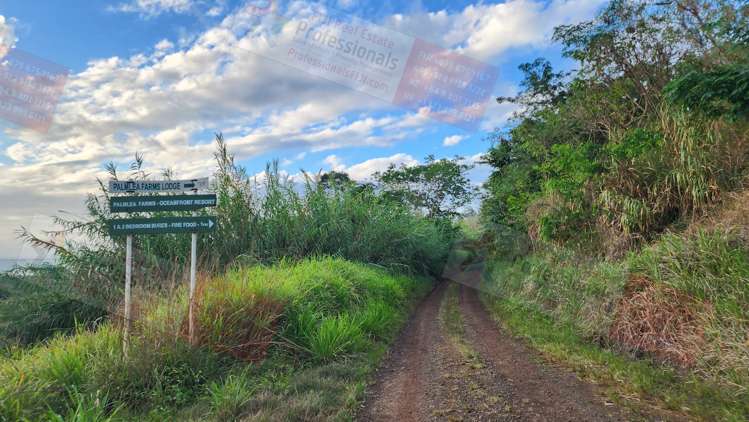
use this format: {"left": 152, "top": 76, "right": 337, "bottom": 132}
{"left": 480, "top": 0, "right": 749, "bottom": 419}
{"left": 0, "top": 134, "right": 476, "bottom": 419}
{"left": 0, "top": 258, "right": 431, "bottom": 420}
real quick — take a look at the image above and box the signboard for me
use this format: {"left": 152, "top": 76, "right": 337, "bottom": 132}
{"left": 108, "top": 216, "right": 217, "bottom": 235}
{"left": 110, "top": 194, "right": 217, "bottom": 213}
{"left": 108, "top": 178, "right": 209, "bottom": 193}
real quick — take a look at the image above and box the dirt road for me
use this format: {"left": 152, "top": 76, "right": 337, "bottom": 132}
{"left": 358, "top": 280, "right": 675, "bottom": 421}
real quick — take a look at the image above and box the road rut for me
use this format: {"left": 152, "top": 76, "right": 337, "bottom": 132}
{"left": 358, "top": 278, "right": 677, "bottom": 421}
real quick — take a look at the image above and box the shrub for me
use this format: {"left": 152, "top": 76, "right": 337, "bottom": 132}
{"left": 0, "top": 270, "right": 108, "bottom": 347}
{"left": 306, "top": 314, "right": 364, "bottom": 361}
{"left": 196, "top": 258, "right": 426, "bottom": 362}
{"left": 206, "top": 370, "right": 254, "bottom": 421}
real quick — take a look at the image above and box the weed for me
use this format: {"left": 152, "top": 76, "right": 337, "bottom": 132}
{"left": 307, "top": 314, "right": 364, "bottom": 361}
{"left": 207, "top": 369, "right": 254, "bottom": 421}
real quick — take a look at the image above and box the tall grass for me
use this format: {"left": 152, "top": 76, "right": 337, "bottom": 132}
{"left": 0, "top": 258, "right": 430, "bottom": 420}
{"left": 599, "top": 108, "right": 748, "bottom": 239}
{"left": 485, "top": 227, "right": 749, "bottom": 397}
{"left": 208, "top": 136, "right": 452, "bottom": 274}
{"left": 11, "top": 134, "right": 452, "bottom": 347}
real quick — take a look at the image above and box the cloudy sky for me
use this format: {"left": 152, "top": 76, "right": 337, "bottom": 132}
{"left": 0, "top": 0, "right": 606, "bottom": 258}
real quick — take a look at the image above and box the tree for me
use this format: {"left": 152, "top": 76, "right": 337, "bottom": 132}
{"left": 319, "top": 171, "right": 352, "bottom": 188}
{"left": 484, "top": 0, "right": 749, "bottom": 250}
{"left": 375, "top": 156, "right": 477, "bottom": 219}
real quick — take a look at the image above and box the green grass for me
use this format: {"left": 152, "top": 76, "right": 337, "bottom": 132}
{"left": 0, "top": 258, "right": 431, "bottom": 421}
{"left": 0, "top": 270, "right": 108, "bottom": 349}
{"left": 482, "top": 295, "right": 749, "bottom": 421}
{"left": 440, "top": 283, "right": 481, "bottom": 364}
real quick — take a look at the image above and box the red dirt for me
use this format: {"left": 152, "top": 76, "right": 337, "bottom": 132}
{"left": 358, "top": 279, "right": 683, "bottom": 421}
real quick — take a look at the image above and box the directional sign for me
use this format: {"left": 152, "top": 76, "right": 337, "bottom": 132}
{"left": 108, "top": 217, "right": 217, "bottom": 235}
{"left": 110, "top": 194, "right": 217, "bottom": 213}
{"left": 108, "top": 178, "right": 209, "bottom": 193}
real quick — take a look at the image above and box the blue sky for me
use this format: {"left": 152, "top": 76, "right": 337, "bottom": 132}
{"left": 0, "top": 0, "right": 606, "bottom": 257}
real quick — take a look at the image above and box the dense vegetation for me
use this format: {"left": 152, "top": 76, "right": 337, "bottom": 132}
{"left": 480, "top": 0, "right": 749, "bottom": 418}
{"left": 2, "top": 135, "right": 465, "bottom": 349}
{"left": 0, "top": 258, "right": 430, "bottom": 420}
{"left": 2, "top": 0, "right": 747, "bottom": 420}
{"left": 0, "top": 131, "right": 474, "bottom": 419}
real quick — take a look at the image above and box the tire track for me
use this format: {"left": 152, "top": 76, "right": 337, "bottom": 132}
{"left": 358, "top": 282, "right": 447, "bottom": 421}
{"left": 359, "top": 280, "right": 676, "bottom": 421}
{"left": 457, "top": 283, "right": 635, "bottom": 421}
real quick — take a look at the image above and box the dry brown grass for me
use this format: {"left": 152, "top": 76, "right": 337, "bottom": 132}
{"left": 187, "top": 277, "right": 286, "bottom": 362}
{"left": 609, "top": 276, "right": 709, "bottom": 367}
{"left": 688, "top": 189, "right": 749, "bottom": 245}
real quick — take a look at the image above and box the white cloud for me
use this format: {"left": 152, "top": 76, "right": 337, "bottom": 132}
{"left": 0, "top": 15, "right": 16, "bottom": 58}
{"left": 326, "top": 153, "right": 418, "bottom": 181}
{"left": 110, "top": 0, "right": 195, "bottom": 17}
{"left": 385, "top": 0, "right": 606, "bottom": 60}
{"left": 155, "top": 38, "right": 174, "bottom": 52}
{"left": 443, "top": 134, "right": 465, "bottom": 146}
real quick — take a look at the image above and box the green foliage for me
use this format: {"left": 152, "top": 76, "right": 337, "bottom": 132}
{"left": 0, "top": 270, "right": 107, "bottom": 347}
{"left": 376, "top": 154, "right": 477, "bottom": 220}
{"left": 483, "top": 0, "right": 749, "bottom": 252}
{"left": 666, "top": 64, "right": 749, "bottom": 119}
{"left": 0, "top": 258, "right": 430, "bottom": 420}
{"left": 481, "top": 73, "right": 749, "bottom": 394}
{"left": 210, "top": 138, "right": 455, "bottom": 275}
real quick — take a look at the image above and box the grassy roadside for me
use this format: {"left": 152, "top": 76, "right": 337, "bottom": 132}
{"left": 480, "top": 293, "right": 748, "bottom": 421}
{"left": 0, "top": 258, "right": 433, "bottom": 421}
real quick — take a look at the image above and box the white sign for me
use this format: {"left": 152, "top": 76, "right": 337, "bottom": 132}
{"left": 108, "top": 178, "right": 209, "bottom": 193}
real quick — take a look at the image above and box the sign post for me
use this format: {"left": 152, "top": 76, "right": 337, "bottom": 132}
{"left": 124, "top": 234, "right": 132, "bottom": 358}
{"left": 109, "top": 178, "right": 209, "bottom": 194}
{"left": 108, "top": 216, "right": 216, "bottom": 235}
{"left": 110, "top": 194, "right": 217, "bottom": 213}
{"left": 189, "top": 230, "right": 197, "bottom": 344}
{"left": 189, "top": 187, "right": 199, "bottom": 345}
{"left": 108, "top": 178, "right": 216, "bottom": 357}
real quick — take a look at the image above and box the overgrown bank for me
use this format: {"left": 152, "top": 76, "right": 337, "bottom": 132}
{"left": 4, "top": 134, "right": 464, "bottom": 350}
{"left": 0, "top": 257, "right": 432, "bottom": 421}
{"left": 479, "top": 1, "right": 748, "bottom": 420}
{"left": 480, "top": 226, "right": 749, "bottom": 420}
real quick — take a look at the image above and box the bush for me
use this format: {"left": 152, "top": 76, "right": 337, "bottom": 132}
{"left": 0, "top": 270, "right": 108, "bottom": 347}
{"left": 196, "top": 257, "right": 426, "bottom": 362}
